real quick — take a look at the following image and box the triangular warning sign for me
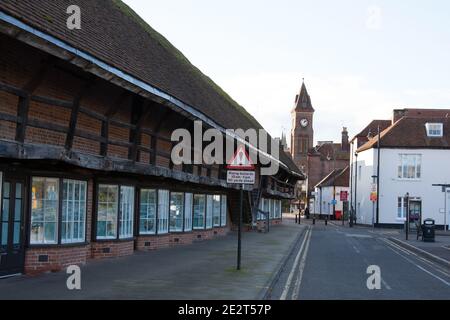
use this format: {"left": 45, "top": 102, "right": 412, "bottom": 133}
{"left": 226, "top": 145, "right": 255, "bottom": 170}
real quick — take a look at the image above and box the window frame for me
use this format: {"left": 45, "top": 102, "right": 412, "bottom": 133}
{"left": 119, "top": 185, "right": 135, "bottom": 240}
{"left": 94, "top": 183, "right": 136, "bottom": 241}
{"left": 61, "top": 179, "right": 87, "bottom": 244}
{"left": 169, "top": 191, "right": 185, "bottom": 233}
{"left": 138, "top": 188, "right": 158, "bottom": 235}
{"left": 157, "top": 189, "right": 170, "bottom": 235}
{"left": 397, "top": 154, "right": 422, "bottom": 180}
{"left": 212, "top": 194, "right": 221, "bottom": 227}
{"left": 28, "top": 175, "right": 89, "bottom": 247}
{"left": 220, "top": 195, "right": 227, "bottom": 227}
{"left": 425, "top": 123, "right": 443, "bottom": 137}
{"left": 193, "top": 194, "right": 206, "bottom": 230}
{"left": 184, "top": 193, "right": 193, "bottom": 232}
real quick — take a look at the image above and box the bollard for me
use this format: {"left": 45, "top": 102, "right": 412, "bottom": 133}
{"left": 313, "top": 218, "right": 315, "bottom": 225}
{"left": 295, "top": 214, "right": 298, "bottom": 224}
{"left": 325, "top": 219, "right": 328, "bottom": 226}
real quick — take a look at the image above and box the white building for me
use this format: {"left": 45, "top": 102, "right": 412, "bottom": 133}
{"left": 350, "top": 109, "right": 450, "bottom": 230}
{"left": 311, "top": 167, "right": 350, "bottom": 220}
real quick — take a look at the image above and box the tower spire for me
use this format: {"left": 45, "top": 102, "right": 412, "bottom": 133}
{"left": 294, "top": 80, "right": 314, "bottom": 112}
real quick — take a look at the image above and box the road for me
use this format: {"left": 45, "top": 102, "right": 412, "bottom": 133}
{"left": 268, "top": 221, "right": 450, "bottom": 300}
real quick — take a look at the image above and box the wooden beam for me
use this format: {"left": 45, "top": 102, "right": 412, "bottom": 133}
{"left": 65, "top": 80, "right": 93, "bottom": 151}
{"left": 15, "top": 59, "right": 55, "bottom": 142}
{"left": 150, "top": 109, "right": 172, "bottom": 165}
{"left": 129, "top": 98, "right": 152, "bottom": 161}
{"left": 100, "top": 92, "right": 129, "bottom": 156}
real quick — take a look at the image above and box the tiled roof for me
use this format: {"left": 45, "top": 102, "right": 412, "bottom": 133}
{"left": 357, "top": 116, "right": 450, "bottom": 152}
{"left": 309, "top": 142, "right": 350, "bottom": 161}
{"left": 351, "top": 120, "right": 392, "bottom": 142}
{"left": 0, "top": 0, "right": 302, "bottom": 175}
{"left": 315, "top": 166, "right": 349, "bottom": 188}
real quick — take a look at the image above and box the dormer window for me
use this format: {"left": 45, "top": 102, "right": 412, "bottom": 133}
{"left": 426, "top": 123, "right": 443, "bottom": 137}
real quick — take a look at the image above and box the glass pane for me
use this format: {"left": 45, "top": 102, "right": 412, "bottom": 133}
{"left": 1, "top": 223, "right": 8, "bottom": 245}
{"left": 3, "top": 182, "right": 10, "bottom": 198}
{"left": 15, "top": 183, "right": 22, "bottom": 199}
{"left": 44, "top": 222, "right": 57, "bottom": 243}
{"left": 170, "top": 193, "right": 184, "bottom": 232}
{"left": 30, "top": 222, "right": 43, "bottom": 243}
{"left": 13, "top": 222, "right": 20, "bottom": 244}
{"left": 2, "top": 199, "right": 9, "bottom": 223}
{"left": 14, "top": 199, "right": 22, "bottom": 221}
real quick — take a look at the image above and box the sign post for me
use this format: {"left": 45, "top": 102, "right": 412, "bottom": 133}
{"left": 226, "top": 145, "right": 255, "bottom": 271}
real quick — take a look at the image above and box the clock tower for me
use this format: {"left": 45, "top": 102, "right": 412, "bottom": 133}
{"left": 291, "top": 80, "right": 314, "bottom": 174}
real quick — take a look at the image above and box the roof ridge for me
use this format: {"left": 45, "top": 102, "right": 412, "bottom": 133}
{"left": 111, "top": 0, "right": 262, "bottom": 130}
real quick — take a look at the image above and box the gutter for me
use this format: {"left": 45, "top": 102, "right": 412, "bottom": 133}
{"left": 0, "top": 11, "right": 302, "bottom": 177}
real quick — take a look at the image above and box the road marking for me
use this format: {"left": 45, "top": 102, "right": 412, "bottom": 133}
{"left": 292, "top": 227, "right": 312, "bottom": 300}
{"left": 381, "top": 278, "right": 392, "bottom": 290}
{"left": 380, "top": 238, "right": 450, "bottom": 278}
{"left": 280, "top": 227, "right": 310, "bottom": 300}
{"left": 352, "top": 245, "right": 361, "bottom": 254}
{"left": 382, "top": 239, "right": 450, "bottom": 287}
{"left": 346, "top": 234, "right": 372, "bottom": 238}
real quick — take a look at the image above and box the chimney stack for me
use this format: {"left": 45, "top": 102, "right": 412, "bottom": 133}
{"left": 341, "top": 127, "right": 349, "bottom": 151}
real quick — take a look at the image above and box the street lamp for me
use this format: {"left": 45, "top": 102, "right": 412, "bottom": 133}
{"left": 405, "top": 192, "right": 410, "bottom": 240}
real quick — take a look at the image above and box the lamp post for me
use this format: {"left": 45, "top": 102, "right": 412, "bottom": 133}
{"left": 353, "top": 152, "right": 359, "bottom": 226}
{"left": 405, "top": 192, "right": 410, "bottom": 240}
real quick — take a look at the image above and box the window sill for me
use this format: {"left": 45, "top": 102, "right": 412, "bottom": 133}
{"left": 28, "top": 242, "right": 89, "bottom": 249}
{"left": 94, "top": 237, "right": 135, "bottom": 243}
{"left": 396, "top": 178, "right": 422, "bottom": 182}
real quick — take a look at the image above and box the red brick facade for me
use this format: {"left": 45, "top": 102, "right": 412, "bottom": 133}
{"left": 0, "top": 24, "right": 294, "bottom": 277}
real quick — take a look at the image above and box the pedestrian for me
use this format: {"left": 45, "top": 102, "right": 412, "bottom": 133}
{"left": 305, "top": 206, "right": 310, "bottom": 219}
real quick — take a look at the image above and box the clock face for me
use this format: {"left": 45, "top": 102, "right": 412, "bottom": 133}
{"left": 300, "top": 118, "right": 309, "bottom": 128}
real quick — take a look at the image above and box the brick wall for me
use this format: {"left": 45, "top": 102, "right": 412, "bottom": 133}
{"left": 24, "top": 245, "right": 91, "bottom": 275}
{"left": 136, "top": 227, "right": 229, "bottom": 251}
{"left": 91, "top": 241, "right": 134, "bottom": 259}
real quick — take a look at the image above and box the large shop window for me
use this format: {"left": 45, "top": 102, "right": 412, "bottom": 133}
{"left": 62, "top": 180, "right": 87, "bottom": 244}
{"left": 97, "top": 184, "right": 135, "bottom": 240}
{"left": 31, "top": 178, "right": 59, "bottom": 244}
{"left": 212, "top": 195, "right": 221, "bottom": 227}
{"left": 206, "top": 195, "right": 213, "bottom": 229}
{"left": 31, "top": 177, "right": 87, "bottom": 245}
{"left": 158, "top": 190, "right": 169, "bottom": 234}
{"left": 140, "top": 189, "right": 157, "bottom": 235}
{"left": 170, "top": 192, "right": 184, "bottom": 232}
{"left": 97, "top": 185, "right": 119, "bottom": 240}
{"left": 220, "top": 195, "right": 227, "bottom": 227}
{"left": 193, "top": 194, "right": 206, "bottom": 230}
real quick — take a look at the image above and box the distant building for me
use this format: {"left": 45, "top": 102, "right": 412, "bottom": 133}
{"left": 350, "top": 108, "right": 450, "bottom": 230}
{"left": 312, "top": 166, "right": 350, "bottom": 220}
{"left": 290, "top": 81, "right": 315, "bottom": 209}
{"left": 307, "top": 128, "right": 350, "bottom": 208}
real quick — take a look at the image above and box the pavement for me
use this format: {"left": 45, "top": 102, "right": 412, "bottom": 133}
{"left": 0, "top": 218, "right": 305, "bottom": 300}
{"left": 268, "top": 219, "right": 450, "bottom": 300}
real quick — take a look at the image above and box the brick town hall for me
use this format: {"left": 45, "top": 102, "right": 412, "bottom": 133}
{"left": 289, "top": 81, "right": 350, "bottom": 213}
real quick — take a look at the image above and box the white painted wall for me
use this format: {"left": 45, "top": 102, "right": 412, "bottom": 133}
{"left": 312, "top": 185, "right": 349, "bottom": 216}
{"left": 353, "top": 148, "right": 450, "bottom": 228}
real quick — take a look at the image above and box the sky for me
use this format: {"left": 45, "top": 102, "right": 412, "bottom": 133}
{"left": 123, "top": 0, "right": 450, "bottom": 145}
